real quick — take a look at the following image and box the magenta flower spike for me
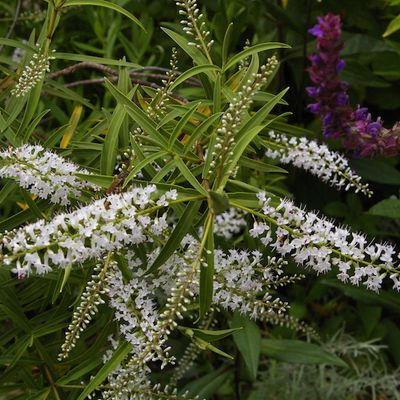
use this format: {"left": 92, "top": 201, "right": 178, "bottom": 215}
{"left": 307, "top": 13, "right": 400, "bottom": 157}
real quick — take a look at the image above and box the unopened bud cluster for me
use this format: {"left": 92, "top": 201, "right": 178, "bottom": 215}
{"left": 11, "top": 46, "right": 54, "bottom": 97}
{"left": 265, "top": 131, "right": 372, "bottom": 196}
{"left": 0, "top": 144, "right": 100, "bottom": 205}
{"left": 58, "top": 261, "right": 111, "bottom": 360}
{"left": 176, "top": 0, "right": 214, "bottom": 51}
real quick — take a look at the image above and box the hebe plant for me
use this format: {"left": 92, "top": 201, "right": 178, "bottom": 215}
{"left": 0, "top": 1, "right": 398, "bottom": 399}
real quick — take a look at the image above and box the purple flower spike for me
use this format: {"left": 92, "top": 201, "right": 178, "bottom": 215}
{"left": 307, "top": 13, "right": 400, "bottom": 157}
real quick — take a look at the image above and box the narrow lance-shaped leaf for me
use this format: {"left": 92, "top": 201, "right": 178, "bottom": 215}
{"left": 63, "top": 0, "right": 144, "bottom": 30}
{"left": 223, "top": 42, "right": 291, "bottom": 72}
{"left": 145, "top": 200, "right": 202, "bottom": 275}
{"left": 169, "top": 64, "right": 221, "bottom": 91}
{"left": 76, "top": 341, "right": 133, "bottom": 400}
{"left": 237, "top": 87, "right": 289, "bottom": 136}
{"left": 104, "top": 79, "right": 169, "bottom": 149}
{"left": 169, "top": 103, "right": 199, "bottom": 149}
{"left": 184, "top": 112, "right": 222, "bottom": 155}
{"left": 101, "top": 73, "right": 133, "bottom": 175}
{"left": 161, "top": 27, "right": 209, "bottom": 66}
{"left": 123, "top": 151, "right": 168, "bottom": 188}
{"left": 199, "top": 213, "right": 214, "bottom": 319}
{"left": 175, "top": 156, "right": 209, "bottom": 196}
{"left": 53, "top": 52, "right": 141, "bottom": 67}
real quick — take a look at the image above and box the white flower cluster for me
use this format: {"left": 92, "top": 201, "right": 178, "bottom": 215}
{"left": 0, "top": 144, "right": 100, "bottom": 205}
{"left": 251, "top": 193, "right": 400, "bottom": 292}
{"left": 0, "top": 186, "right": 173, "bottom": 278}
{"left": 107, "top": 265, "right": 160, "bottom": 355}
{"left": 102, "top": 360, "right": 197, "bottom": 400}
{"left": 11, "top": 46, "right": 54, "bottom": 97}
{"left": 176, "top": 0, "right": 214, "bottom": 51}
{"left": 264, "top": 131, "right": 372, "bottom": 196}
{"left": 212, "top": 249, "right": 288, "bottom": 318}
{"left": 213, "top": 207, "right": 247, "bottom": 239}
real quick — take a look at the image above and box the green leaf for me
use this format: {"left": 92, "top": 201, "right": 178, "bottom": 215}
{"left": 145, "top": 200, "right": 201, "bottom": 275}
{"left": 123, "top": 151, "right": 168, "bottom": 187}
{"left": 231, "top": 312, "right": 261, "bottom": 381}
{"left": 223, "top": 42, "right": 290, "bottom": 72}
{"left": 63, "top": 0, "right": 144, "bottom": 30}
{"left": 208, "top": 191, "right": 230, "bottom": 214}
{"left": 383, "top": 14, "right": 400, "bottom": 37}
{"left": 221, "top": 22, "right": 234, "bottom": 65}
{"left": 261, "top": 339, "right": 348, "bottom": 367}
{"left": 100, "top": 75, "right": 133, "bottom": 175}
{"left": 161, "top": 27, "right": 209, "bottom": 66}
{"left": 368, "top": 198, "right": 400, "bottom": 219}
{"left": 169, "top": 103, "right": 199, "bottom": 148}
{"left": 199, "top": 215, "right": 214, "bottom": 319}
{"left": 169, "top": 65, "right": 220, "bottom": 91}
{"left": 76, "top": 341, "right": 132, "bottom": 400}
{"left": 22, "top": 109, "right": 50, "bottom": 142}
{"left": 237, "top": 88, "right": 289, "bottom": 137}
{"left": 193, "top": 337, "right": 234, "bottom": 359}
{"left": 358, "top": 304, "right": 381, "bottom": 338}
{"left": 238, "top": 157, "right": 287, "bottom": 174}
{"left": 57, "top": 357, "right": 103, "bottom": 385}
{"left": 0, "top": 38, "right": 35, "bottom": 52}
{"left": 53, "top": 52, "right": 140, "bottom": 68}
{"left": 180, "top": 326, "right": 242, "bottom": 342}
{"left": 350, "top": 159, "right": 400, "bottom": 185}
{"left": 183, "top": 112, "right": 222, "bottom": 155}
{"left": 76, "top": 173, "right": 113, "bottom": 189}
{"left": 321, "top": 279, "right": 400, "bottom": 312}
{"left": 218, "top": 125, "right": 266, "bottom": 189}
{"left": 175, "top": 156, "right": 208, "bottom": 195}
{"left": 212, "top": 73, "right": 221, "bottom": 113}
{"left": 182, "top": 368, "right": 230, "bottom": 399}
{"left": 105, "top": 79, "right": 169, "bottom": 148}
